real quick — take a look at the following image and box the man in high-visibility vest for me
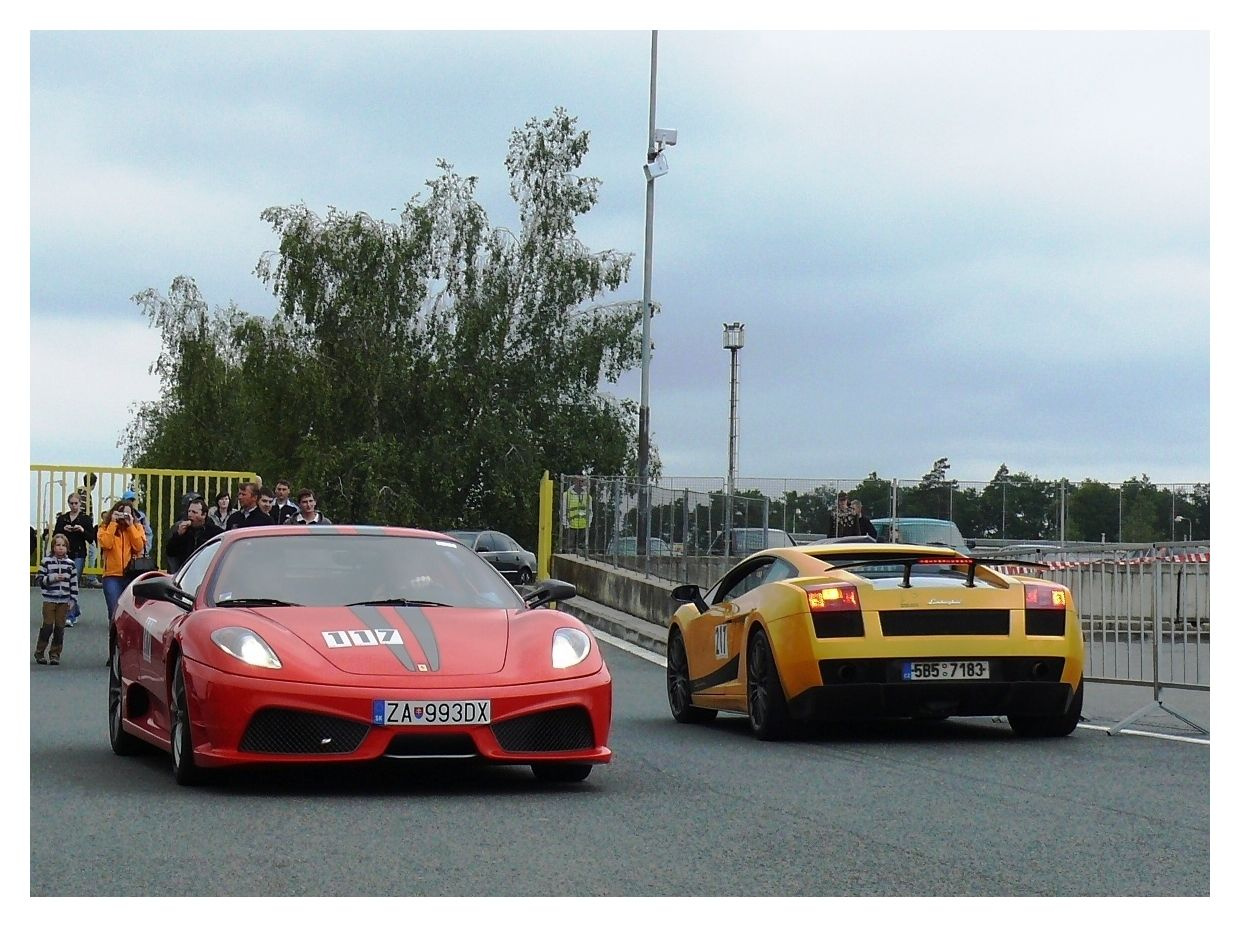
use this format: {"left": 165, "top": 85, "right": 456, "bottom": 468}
{"left": 562, "top": 476, "right": 592, "bottom": 553}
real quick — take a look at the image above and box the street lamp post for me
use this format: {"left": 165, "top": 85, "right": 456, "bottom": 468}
{"left": 1175, "top": 515, "right": 1193, "bottom": 542}
{"left": 636, "top": 30, "right": 677, "bottom": 555}
{"left": 723, "top": 322, "right": 745, "bottom": 557}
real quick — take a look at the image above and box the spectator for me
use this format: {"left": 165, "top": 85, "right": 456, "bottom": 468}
{"left": 53, "top": 492, "right": 95, "bottom": 627}
{"left": 258, "top": 486, "right": 277, "bottom": 522}
{"left": 97, "top": 499, "right": 147, "bottom": 624}
{"left": 34, "top": 533, "right": 78, "bottom": 665}
{"left": 271, "top": 478, "right": 298, "bottom": 526}
{"left": 852, "top": 500, "right": 877, "bottom": 539}
{"left": 208, "top": 490, "right": 233, "bottom": 530}
{"left": 832, "top": 492, "right": 858, "bottom": 537}
{"left": 165, "top": 498, "right": 223, "bottom": 572}
{"left": 121, "top": 490, "right": 154, "bottom": 556}
{"left": 226, "top": 481, "right": 274, "bottom": 530}
{"left": 288, "top": 488, "right": 332, "bottom": 525}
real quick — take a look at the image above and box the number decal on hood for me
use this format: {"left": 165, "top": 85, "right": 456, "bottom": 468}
{"left": 322, "top": 628, "right": 405, "bottom": 648}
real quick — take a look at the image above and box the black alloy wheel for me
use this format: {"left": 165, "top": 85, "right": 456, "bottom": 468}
{"left": 531, "top": 763, "right": 592, "bottom": 783}
{"left": 1008, "top": 680, "right": 1085, "bottom": 737}
{"left": 108, "top": 642, "right": 142, "bottom": 756}
{"left": 171, "top": 657, "right": 207, "bottom": 785}
{"left": 746, "top": 628, "right": 793, "bottom": 741}
{"left": 666, "top": 630, "right": 717, "bottom": 724}
{"left": 517, "top": 566, "right": 533, "bottom": 586}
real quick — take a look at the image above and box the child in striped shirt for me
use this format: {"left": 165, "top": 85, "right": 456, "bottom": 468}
{"left": 34, "top": 533, "right": 78, "bottom": 666}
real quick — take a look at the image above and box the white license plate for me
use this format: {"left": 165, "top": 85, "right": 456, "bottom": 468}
{"left": 372, "top": 699, "right": 491, "bottom": 726}
{"left": 901, "top": 661, "right": 990, "bottom": 681}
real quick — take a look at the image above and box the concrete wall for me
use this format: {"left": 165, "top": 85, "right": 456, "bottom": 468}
{"left": 552, "top": 553, "right": 678, "bottom": 629}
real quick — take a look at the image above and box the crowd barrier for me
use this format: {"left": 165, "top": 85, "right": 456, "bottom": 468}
{"left": 30, "top": 464, "right": 259, "bottom": 575}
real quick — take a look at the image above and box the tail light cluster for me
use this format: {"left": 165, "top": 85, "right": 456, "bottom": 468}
{"left": 807, "top": 583, "right": 864, "bottom": 638}
{"left": 1025, "top": 583, "right": 1068, "bottom": 636}
{"left": 1025, "top": 585, "right": 1068, "bottom": 609}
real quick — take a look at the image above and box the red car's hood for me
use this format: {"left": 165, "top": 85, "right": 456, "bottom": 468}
{"left": 248, "top": 604, "right": 511, "bottom": 676}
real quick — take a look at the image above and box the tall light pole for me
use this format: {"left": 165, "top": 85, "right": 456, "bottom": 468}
{"left": 637, "top": 29, "right": 676, "bottom": 553}
{"left": 1175, "top": 515, "right": 1193, "bottom": 542}
{"left": 723, "top": 322, "right": 745, "bottom": 556}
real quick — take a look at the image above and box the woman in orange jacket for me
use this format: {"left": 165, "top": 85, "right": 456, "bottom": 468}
{"left": 97, "top": 499, "right": 147, "bottom": 624}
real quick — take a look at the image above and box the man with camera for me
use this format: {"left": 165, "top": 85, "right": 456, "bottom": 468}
{"left": 166, "top": 498, "right": 223, "bottom": 572}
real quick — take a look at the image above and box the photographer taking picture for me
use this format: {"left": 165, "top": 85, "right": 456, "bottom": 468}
{"left": 97, "top": 499, "right": 147, "bottom": 624}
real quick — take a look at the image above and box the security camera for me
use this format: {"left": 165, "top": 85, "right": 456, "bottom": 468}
{"left": 654, "top": 128, "right": 678, "bottom": 147}
{"left": 643, "top": 151, "right": 669, "bottom": 180}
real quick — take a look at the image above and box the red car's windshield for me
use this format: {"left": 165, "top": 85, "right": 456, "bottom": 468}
{"left": 205, "top": 534, "right": 526, "bottom": 609}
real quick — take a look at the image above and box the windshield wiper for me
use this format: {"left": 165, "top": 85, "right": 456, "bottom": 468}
{"left": 346, "top": 598, "right": 453, "bottom": 608}
{"left": 218, "top": 597, "right": 301, "bottom": 608}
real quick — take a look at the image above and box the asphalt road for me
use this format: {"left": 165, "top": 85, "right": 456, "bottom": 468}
{"left": 29, "top": 589, "right": 1209, "bottom": 896}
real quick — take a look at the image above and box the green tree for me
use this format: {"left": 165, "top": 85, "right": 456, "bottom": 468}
{"left": 127, "top": 109, "right": 649, "bottom": 544}
{"left": 1066, "top": 480, "right": 1120, "bottom": 542}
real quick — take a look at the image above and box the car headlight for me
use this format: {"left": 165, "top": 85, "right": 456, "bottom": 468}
{"left": 211, "top": 627, "right": 282, "bottom": 669}
{"left": 551, "top": 627, "right": 591, "bottom": 669}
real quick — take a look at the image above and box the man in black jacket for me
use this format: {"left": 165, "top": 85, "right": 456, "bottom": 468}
{"left": 226, "top": 481, "right": 274, "bottom": 530}
{"left": 271, "top": 478, "right": 299, "bottom": 526}
{"left": 166, "top": 498, "right": 223, "bottom": 571}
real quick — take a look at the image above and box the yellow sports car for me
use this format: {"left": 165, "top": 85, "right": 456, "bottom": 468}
{"left": 666, "top": 542, "right": 1084, "bottom": 739}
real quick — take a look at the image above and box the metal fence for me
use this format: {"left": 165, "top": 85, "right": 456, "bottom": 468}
{"left": 30, "top": 464, "right": 259, "bottom": 575}
{"left": 555, "top": 474, "right": 1209, "bottom": 734}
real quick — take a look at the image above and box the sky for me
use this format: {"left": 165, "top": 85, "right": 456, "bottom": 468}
{"left": 18, "top": 9, "right": 1229, "bottom": 492}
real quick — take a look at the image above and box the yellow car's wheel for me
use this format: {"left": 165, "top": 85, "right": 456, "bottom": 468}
{"left": 1009, "top": 680, "right": 1084, "bottom": 737}
{"left": 667, "top": 629, "right": 717, "bottom": 724}
{"left": 747, "top": 628, "right": 792, "bottom": 741}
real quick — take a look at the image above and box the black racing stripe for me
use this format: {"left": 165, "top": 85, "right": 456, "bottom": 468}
{"left": 691, "top": 656, "right": 740, "bottom": 693}
{"left": 393, "top": 606, "right": 440, "bottom": 672}
{"left": 349, "top": 605, "right": 417, "bottom": 672}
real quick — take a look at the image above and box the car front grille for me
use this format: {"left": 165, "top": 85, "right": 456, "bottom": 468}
{"left": 879, "top": 609, "right": 1010, "bottom": 636}
{"left": 239, "top": 708, "right": 369, "bottom": 754}
{"left": 492, "top": 706, "right": 595, "bottom": 753}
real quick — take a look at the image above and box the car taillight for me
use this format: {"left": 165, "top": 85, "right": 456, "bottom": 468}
{"left": 807, "top": 583, "right": 863, "bottom": 638}
{"left": 1025, "top": 585, "right": 1068, "bottom": 609}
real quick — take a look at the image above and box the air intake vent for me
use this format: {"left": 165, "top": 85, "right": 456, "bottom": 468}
{"left": 239, "top": 708, "right": 368, "bottom": 754}
{"left": 385, "top": 734, "right": 477, "bottom": 758}
{"left": 879, "top": 609, "right": 1010, "bottom": 636}
{"left": 493, "top": 706, "right": 594, "bottom": 753}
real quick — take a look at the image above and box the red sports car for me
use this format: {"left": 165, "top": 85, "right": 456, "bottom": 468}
{"left": 109, "top": 525, "right": 612, "bottom": 785}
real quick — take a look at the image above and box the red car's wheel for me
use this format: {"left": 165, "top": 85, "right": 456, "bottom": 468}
{"left": 108, "top": 642, "right": 142, "bottom": 756}
{"left": 746, "top": 628, "right": 792, "bottom": 741}
{"left": 171, "top": 657, "right": 208, "bottom": 786}
{"left": 666, "top": 629, "right": 716, "bottom": 724}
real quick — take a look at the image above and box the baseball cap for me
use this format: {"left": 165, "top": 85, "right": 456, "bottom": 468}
{"left": 122, "top": 490, "right": 136, "bottom": 501}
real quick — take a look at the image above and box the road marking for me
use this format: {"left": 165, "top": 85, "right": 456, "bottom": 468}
{"left": 594, "top": 635, "right": 1209, "bottom": 744}
{"left": 594, "top": 629, "right": 666, "bottom": 667}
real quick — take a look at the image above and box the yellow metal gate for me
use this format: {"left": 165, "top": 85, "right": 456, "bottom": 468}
{"left": 30, "top": 464, "right": 259, "bottom": 575}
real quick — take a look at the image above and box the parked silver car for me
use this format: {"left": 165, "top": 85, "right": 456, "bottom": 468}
{"left": 445, "top": 529, "right": 537, "bottom": 586}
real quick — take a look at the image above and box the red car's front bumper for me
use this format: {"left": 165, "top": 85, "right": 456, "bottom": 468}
{"left": 181, "top": 657, "right": 613, "bottom": 769}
